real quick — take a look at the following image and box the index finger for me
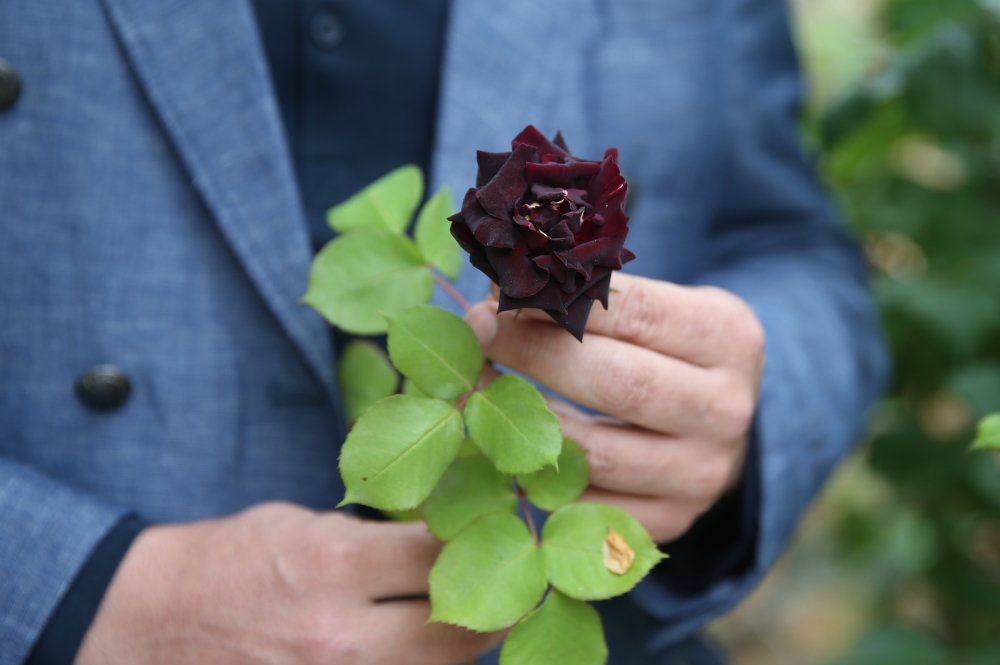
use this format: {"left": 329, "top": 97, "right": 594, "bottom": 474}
{"left": 498, "top": 273, "right": 758, "bottom": 367}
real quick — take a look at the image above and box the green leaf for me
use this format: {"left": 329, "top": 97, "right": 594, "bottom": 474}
{"left": 414, "top": 185, "right": 462, "bottom": 280}
{"left": 458, "top": 438, "right": 481, "bottom": 458}
{"left": 423, "top": 456, "right": 517, "bottom": 540}
{"left": 337, "top": 340, "right": 399, "bottom": 423}
{"left": 542, "top": 502, "right": 665, "bottom": 601}
{"left": 339, "top": 395, "right": 464, "bottom": 510}
{"left": 829, "top": 625, "right": 948, "bottom": 665}
{"left": 327, "top": 164, "right": 423, "bottom": 235}
{"left": 517, "top": 438, "right": 589, "bottom": 511}
{"left": 402, "top": 377, "right": 430, "bottom": 398}
{"left": 499, "top": 590, "right": 608, "bottom": 665}
{"left": 463, "top": 374, "right": 562, "bottom": 475}
{"left": 383, "top": 508, "right": 423, "bottom": 522}
{"left": 385, "top": 305, "right": 483, "bottom": 400}
{"left": 971, "top": 413, "right": 1000, "bottom": 451}
{"left": 429, "top": 513, "right": 547, "bottom": 632}
{"left": 303, "top": 230, "right": 433, "bottom": 334}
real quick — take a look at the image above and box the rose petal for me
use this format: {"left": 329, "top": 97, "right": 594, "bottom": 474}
{"left": 460, "top": 189, "right": 525, "bottom": 250}
{"left": 476, "top": 150, "right": 512, "bottom": 187}
{"left": 476, "top": 143, "right": 537, "bottom": 221}
{"left": 450, "top": 222, "right": 500, "bottom": 284}
{"left": 530, "top": 184, "right": 568, "bottom": 203}
{"left": 553, "top": 130, "right": 571, "bottom": 154}
{"left": 587, "top": 157, "right": 626, "bottom": 211}
{"left": 545, "top": 296, "right": 594, "bottom": 342}
{"left": 563, "top": 207, "right": 586, "bottom": 234}
{"left": 555, "top": 236, "right": 626, "bottom": 280}
{"left": 576, "top": 204, "right": 627, "bottom": 245}
{"left": 497, "top": 282, "right": 568, "bottom": 314}
{"left": 512, "top": 125, "right": 570, "bottom": 160}
{"left": 512, "top": 213, "right": 550, "bottom": 250}
{"left": 521, "top": 201, "right": 561, "bottom": 228}
{"left": 525, "top": 161, "right": 601, "bottom": 189}
{"left": 448, "top": 217, "right": 478, "bottom": 254}
{"left": 485, "top": 246, "right": 549, "bottom": 298}
{"left": 586, "top": 273, "right": 612, "bottom": 309}
{"left": 546, "top": 219, "right": 574, "bottom": 251}
{"left": 532, "top": 254, "right": 569, "bottom": 284}
{"left": 554, "top": 269, "right": 611, "bottom": 315}
{"left": 565, "top": 189, "right": 591, "bottom": 210}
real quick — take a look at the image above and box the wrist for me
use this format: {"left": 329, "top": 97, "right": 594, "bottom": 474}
{"left": 73, "top": 522, "right": 188, "bottom": 664}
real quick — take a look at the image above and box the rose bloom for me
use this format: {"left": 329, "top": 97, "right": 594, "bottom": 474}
{"left": 449, "top": 126, "right": 633, "bottom": 340}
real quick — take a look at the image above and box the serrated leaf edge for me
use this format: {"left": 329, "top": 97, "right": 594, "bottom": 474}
{"left": 339, "top": 402, "right": 462, "bottom": 508}
{"left": 466, "top": 383, "right": 561, "bottom": 474}
{"left": 428, "top": 546, "right": 545, "bottom": 631}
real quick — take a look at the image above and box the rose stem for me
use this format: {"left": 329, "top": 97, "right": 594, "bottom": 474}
{"left": 432, "top": 272, "right": 471, "bottom": 312}
{"left": 514, "top": 482, "right": 540, "bottom": 546}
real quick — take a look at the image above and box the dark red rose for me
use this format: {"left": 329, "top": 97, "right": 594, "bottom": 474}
{"left": 449, "top": 126, "right": 634, "bottom": 341}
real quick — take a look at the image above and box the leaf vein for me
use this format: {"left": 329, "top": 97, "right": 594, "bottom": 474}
{"left": 366, "top": 408, "right": 459, "bottom": 485}
{"left": 477, "top": 392, "right": 533, "bottom": 445}
{"left": 329, "top": 264, "right": 426, "bottom": 296}
{"left": 399, "top": 325, "right": 474, "bottom": 391}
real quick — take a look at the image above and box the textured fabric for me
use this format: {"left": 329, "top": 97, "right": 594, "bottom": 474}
{"left": 0, "top": 462, "right": 125, "bottom": 665}
{"left": 0, "top": 1, "right": 887, "bottom": 664}
{"left": 27, "top": 516, "right": 148, "bottom": 665}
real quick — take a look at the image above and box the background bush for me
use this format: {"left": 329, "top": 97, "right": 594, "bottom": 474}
{"left": 712, "top": 1, "right": 1000, "bottom": 663}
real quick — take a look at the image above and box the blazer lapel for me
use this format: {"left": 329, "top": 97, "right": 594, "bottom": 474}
{"left": 97, "top": 0, "right": 336, "bottom": 397}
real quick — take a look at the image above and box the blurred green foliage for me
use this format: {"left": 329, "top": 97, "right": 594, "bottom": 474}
{"left": 817, "top": 0, "right": 1000, "bottom": 661}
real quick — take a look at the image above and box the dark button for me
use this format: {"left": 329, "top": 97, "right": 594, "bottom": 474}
{"left": 0, "top": 59, "right": 20, "bottom": 110}
{"left": 75, "top": 365, "right": 132, "bottom": 411}
{"left": 309, "top": 8, "right": 345, "bottom": 49}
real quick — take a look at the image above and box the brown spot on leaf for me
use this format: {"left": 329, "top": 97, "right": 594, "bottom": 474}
{"left": 602, "top": 528, "right": 634, "bottom": 575}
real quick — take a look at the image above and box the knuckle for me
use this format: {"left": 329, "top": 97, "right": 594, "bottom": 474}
{"left": 731, "top": 310, "right": 766, "bottom": 358}
{"left": 709, "top": 386, "right": 756, "bottom": 438}
{"left": 695, "top": 457, "right": 737, "bottom": 499}
{"left": 705, "top": 288, "right": 764, "bottom": 359}
{"left": 613, "top": 284, "right": 665, "bottom": 343}
{"left": 598, "top": 347, "right": 656, "bottom": 415}
{"left": 302, "top": 533, "right": 365, "bottom": 575}
{"left": 578, "top": 430, "right": 617, "bottom": 481}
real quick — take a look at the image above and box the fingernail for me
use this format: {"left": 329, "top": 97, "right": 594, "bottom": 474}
{"left": 465, "top": 302, "right": 498, "bottom": 347}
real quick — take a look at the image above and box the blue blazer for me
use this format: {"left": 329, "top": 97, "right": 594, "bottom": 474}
{"left": 0, "top": 0, "right": 888, "bottom": 662}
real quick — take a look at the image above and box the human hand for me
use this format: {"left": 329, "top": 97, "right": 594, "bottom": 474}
{"left": 465, "top": 274, "right": 764, "bottom": 543}
{"left": 75, "top": 503, "right": 500, "bottom": 665}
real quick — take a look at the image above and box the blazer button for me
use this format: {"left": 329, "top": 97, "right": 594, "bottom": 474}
{"left": 75, "top": 365, "right": 132, "bottom": 411}
{"left": 0, "top": 59, "right": 20, "bottom": 110}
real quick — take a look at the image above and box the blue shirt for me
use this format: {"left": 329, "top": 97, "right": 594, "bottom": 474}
{"left": 252, "top": 0, "right": 451, "bottom": 248}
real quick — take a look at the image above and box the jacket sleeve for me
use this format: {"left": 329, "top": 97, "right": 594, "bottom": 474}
{"left": 623, "top": 0, "right": 890, "bottom": 650}
{"left": 0, "top": 459, "right": 127, "bottom": 665}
